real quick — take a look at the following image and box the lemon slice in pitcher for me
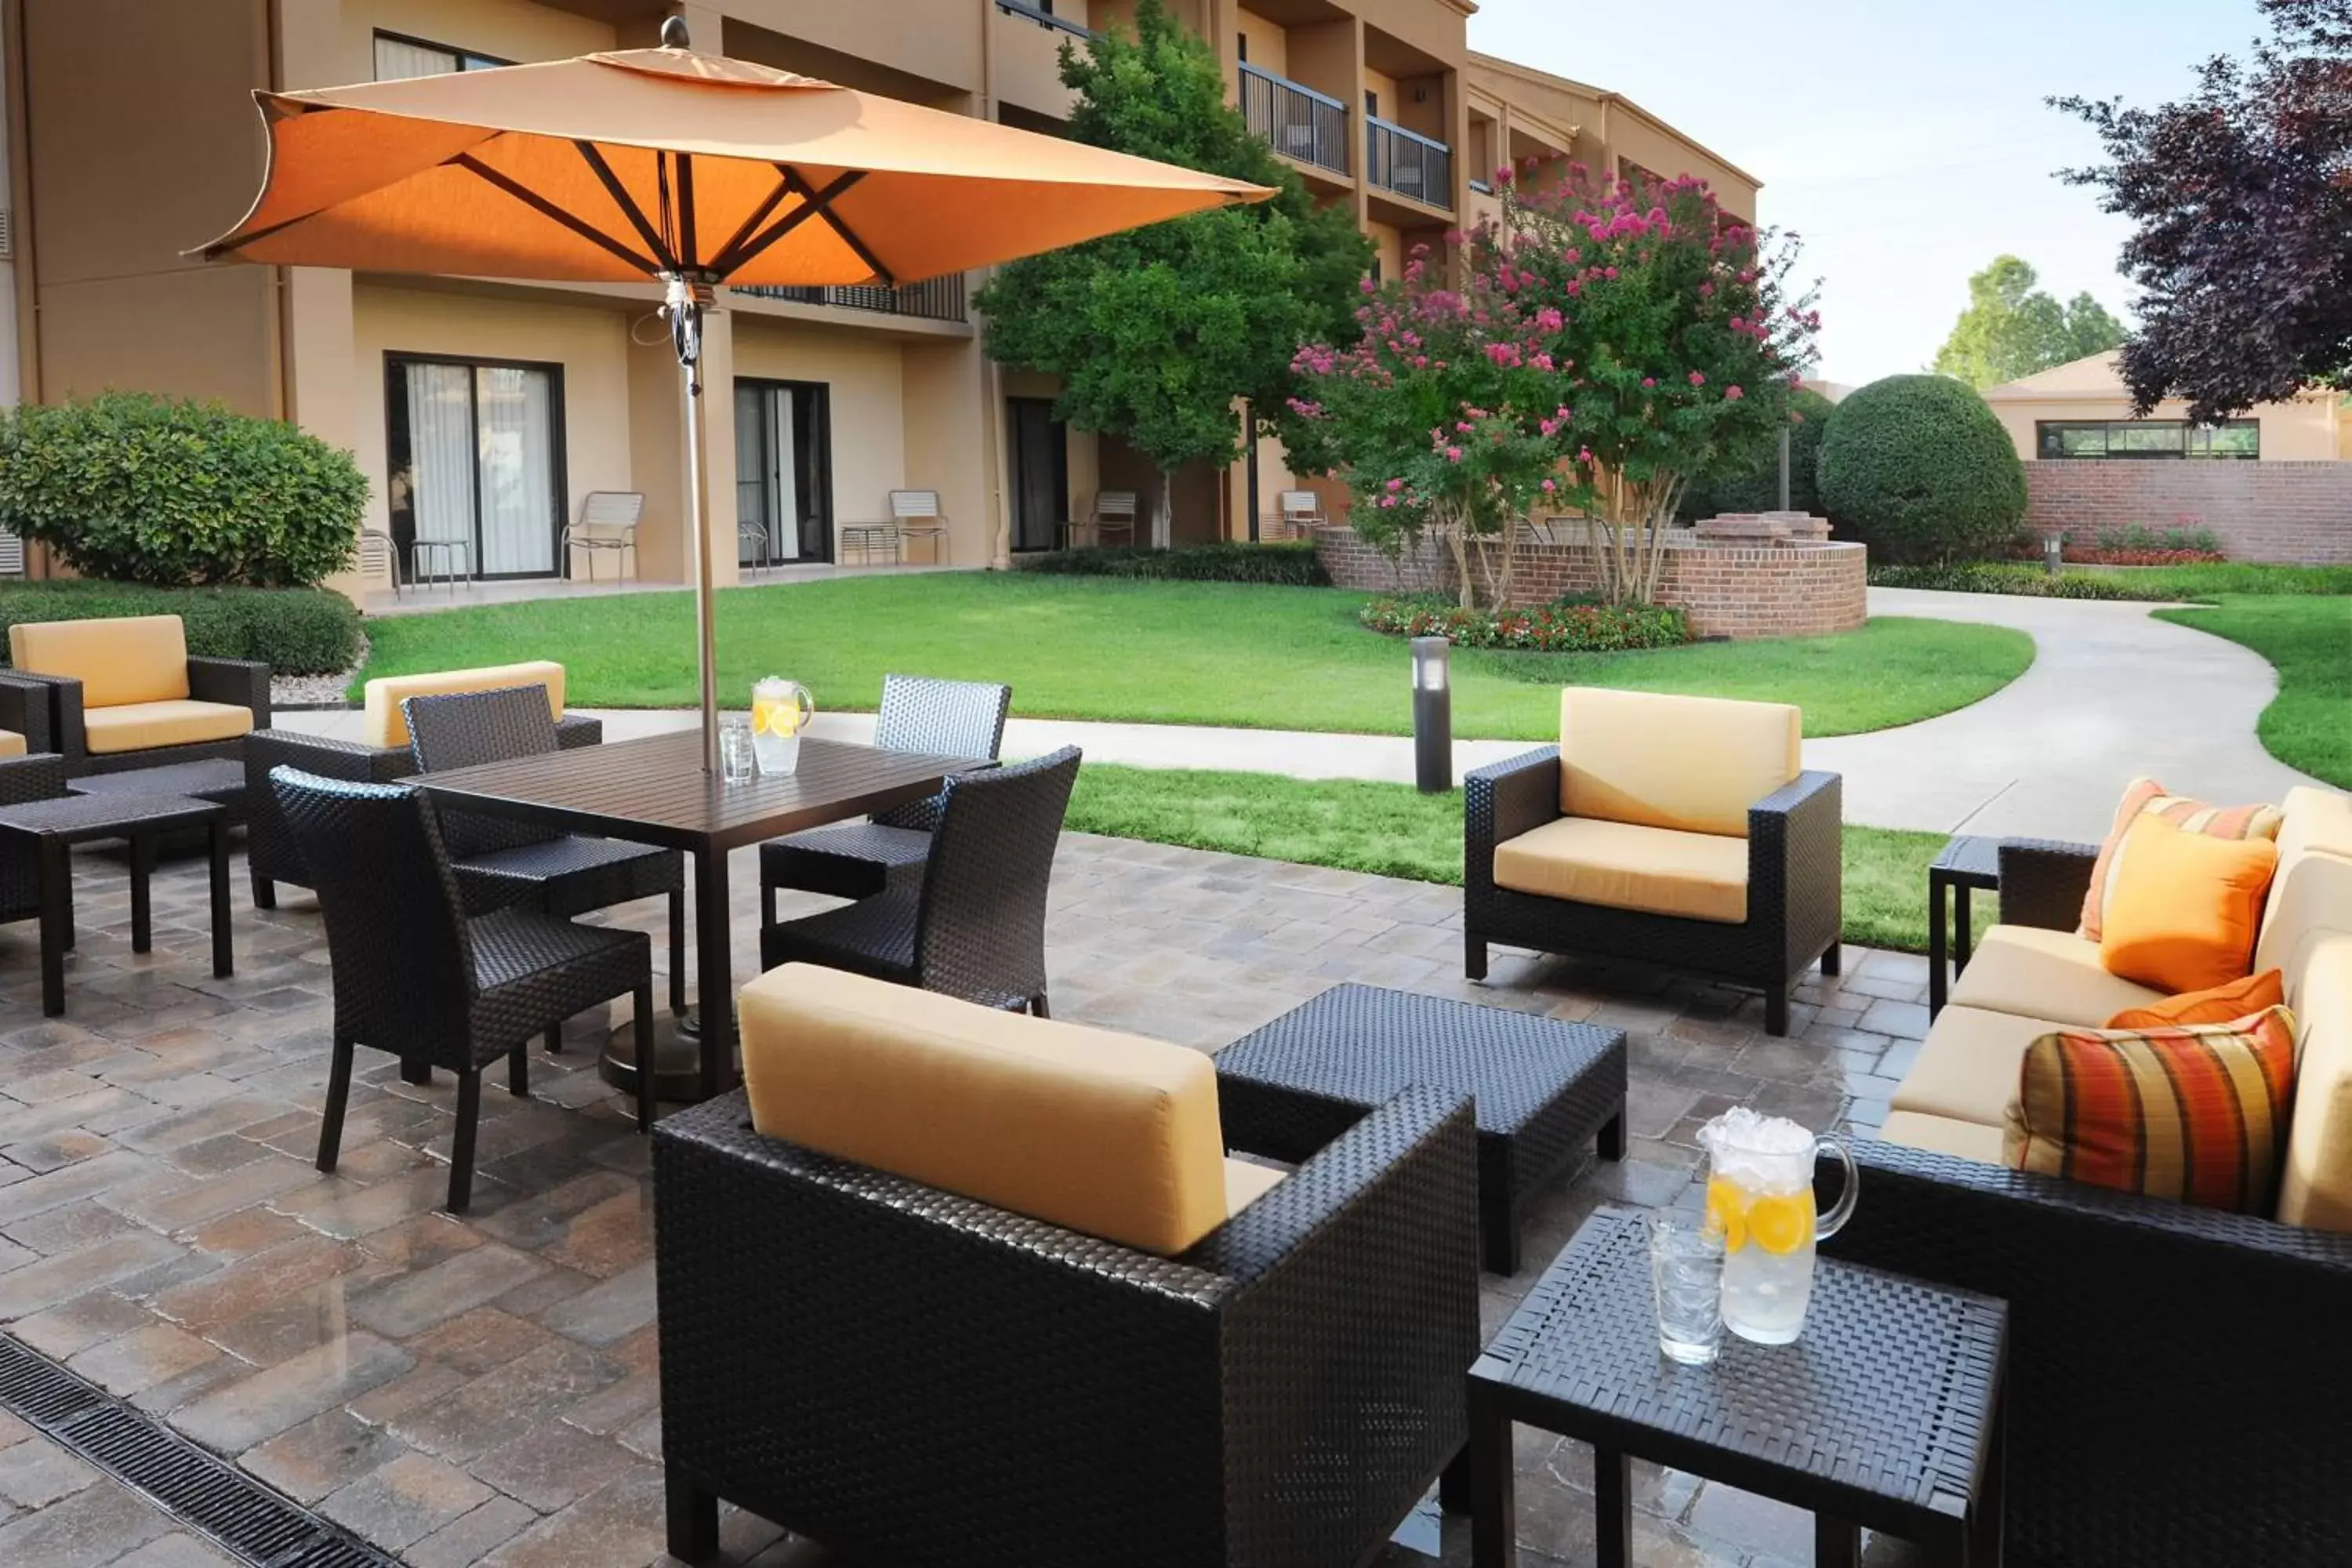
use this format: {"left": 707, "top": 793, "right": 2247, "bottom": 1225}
{"left": 1746, "top": 1192, "right": 1813, "bottom": 1256}
{"left": 1704, "top": 1176, "right": 1749, "bottom": 1253}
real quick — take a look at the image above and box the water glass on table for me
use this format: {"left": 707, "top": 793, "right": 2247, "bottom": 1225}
{"left": 719, "top": 717, "right": 757, "bottom": 785}
{"left": 1648, "top": 1214, "right": 1726, "bottom": 1366}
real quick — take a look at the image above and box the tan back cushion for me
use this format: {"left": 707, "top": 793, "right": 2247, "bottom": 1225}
{"left": 2254, "top": 846, "right": 2352, "bottom": 978}
{"left": 1559, "top": 688, "right": 1800, "bottom": 838}
{"left": 2277, "top": 928, "right": 2352, "bottom": 1231}
{"left": 361, "top": 661, "right": 566, "bottom": 750}
{"left": 9, "top": 615, "right": 189, "bottom": 707}
{"left": 739, "top": 964, "right": 1233, "bottom": 1257}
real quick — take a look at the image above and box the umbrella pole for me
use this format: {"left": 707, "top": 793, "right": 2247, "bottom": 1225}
{"left": 668, "top": 277, "right": 721, "bottom": 773}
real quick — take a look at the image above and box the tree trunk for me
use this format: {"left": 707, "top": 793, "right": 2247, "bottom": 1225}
{"left": 1153, "top": 469, "right": 1174, "bottom": 550}
{"left": 1445, "top": 511, "right": 1476, "bottom": 609}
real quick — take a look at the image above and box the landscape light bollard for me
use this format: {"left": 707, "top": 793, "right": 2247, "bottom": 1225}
{"left": 1412, "top": 636, "right": 1452, "bottom": 794}
{"left": 2043, "top": 535, "right": 2064, "bottom": 575}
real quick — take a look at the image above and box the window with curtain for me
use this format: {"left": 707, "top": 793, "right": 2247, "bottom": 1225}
{"left": 386, "top": 356, "right": 565, "bottom": 581}
{"left": 373, "top": 32, "right": 509, "bottom": 81}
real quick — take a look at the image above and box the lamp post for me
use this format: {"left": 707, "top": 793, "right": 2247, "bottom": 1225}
{"left": 1411, "top": 636, "right": 1451, "bottom": 793}
{"left": 2043, "top": 535, "right": 2064, "bottom": 575}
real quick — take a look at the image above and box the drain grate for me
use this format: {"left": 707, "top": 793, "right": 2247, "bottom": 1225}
{"left": 0, "top": 1336, "right": 403, "bottom": 1568}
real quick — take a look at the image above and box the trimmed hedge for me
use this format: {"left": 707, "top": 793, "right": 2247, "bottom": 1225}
{"left": 1360, "top": 594, "right": 1691, "bottom": 652}
{"left": 1867, "top": 563, "right": 2142, "bottom": 600}
{"left": 0, "top": 582, "right": 362, "bottom": 676}
{"left": 1014, "top": 542, "right": 1329, "bottom": 586}
{"left": 1679, "top": 387, "right": 1836, "bottom": 522}
{"left": 1817, "top": 376, "right": 2026, "bottom": 563}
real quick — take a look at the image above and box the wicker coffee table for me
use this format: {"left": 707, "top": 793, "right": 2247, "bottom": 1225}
{"left": 1465, "top": 1207, "right": 2008, "bottom": 1567}
{"left": 68, "top": 757, "right": 248, "bottom": 824}
{"left": 0, "top": 793, "right": 233, "bottom": 1017}
{"left": 1215, "top": 984, "right": 1626, "bottom": 1274}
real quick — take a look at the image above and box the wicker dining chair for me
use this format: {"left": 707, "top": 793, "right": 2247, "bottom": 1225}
{"left": 270, "top": 768, "right": 656, "bottom": 1212}
{"left": 757, "top": 674, "right": 1013, "bottom": 924}
{"left": 760, "top": 746, "right": 1080, "bottom": 1014}
{"left": 402, "top": 686, "right": 688, "bottom": 1021}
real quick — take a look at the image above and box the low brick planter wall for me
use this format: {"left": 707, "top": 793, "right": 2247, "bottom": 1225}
{"left": 1314, "top": 519, "right": 1868, "bottom": 641}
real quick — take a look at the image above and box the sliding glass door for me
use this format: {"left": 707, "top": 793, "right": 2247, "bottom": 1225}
{"left": 734, "top": 379, "right": 833, "bottom": 565}
{"left": 1007, "top": 397, "right": 1068, "bottom": 554}
{"left": 386, "top": 355, "right": 565, "bottom": 581}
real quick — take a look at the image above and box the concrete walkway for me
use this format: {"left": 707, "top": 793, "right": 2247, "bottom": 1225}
{"left": 285, "top": 587, "right": 2326, "bottom": 844}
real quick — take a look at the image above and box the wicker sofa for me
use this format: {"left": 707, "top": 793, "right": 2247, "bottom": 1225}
{"left": 1830, "top": 783, "right": 2352, "bottom": 1567}
{"left": 244, "top": 661, "right": 598, "bottom": 908}
{"left": 5, "top": 614, "right": 267, "bottom": 775}
{"left": 655, "top": 964, "right": 1479, "bottom": 1568}
{"left": 1465, "top": 688, "right": 1842, "bottom": 1034}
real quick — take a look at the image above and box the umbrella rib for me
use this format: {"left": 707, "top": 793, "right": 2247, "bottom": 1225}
{"left": 720, "top": 169, "right": 866, "bottom": 276}
{"left": 709, "top": 172, "right": 795, "bottom": 276}
{"left": 572, "top": 140, "right": 680, "bottom": 274}
{"left": 455, "top": 153, "right": 659, "bottom": 275}
{"left": 810, "top": 201, "right": 895, "bottom": 289}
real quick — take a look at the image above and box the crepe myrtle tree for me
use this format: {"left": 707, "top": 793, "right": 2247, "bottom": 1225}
{"left": 1287, "top": 162, "right": 1819, "bottom": 608}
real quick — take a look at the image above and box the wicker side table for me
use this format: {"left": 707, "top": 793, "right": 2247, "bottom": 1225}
{"left": 1214, "top": 983, "right": 1627, "bottom": 1275}
{"left": 1928, "top": 835, "right": 2002, "bottom": 1018}
{"left": 0, "top": 793, "right": 232, "bottom": 1017}
{"left": 68, "top": 758, "right": 249, "bottom": 825}
{"left": 1466, "top": 1207, "right": 2007, "bottom": 1567}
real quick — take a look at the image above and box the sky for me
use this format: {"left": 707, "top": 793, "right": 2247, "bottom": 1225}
{"left": 1465, "top": 0, "right": 2271, "bottom": 387}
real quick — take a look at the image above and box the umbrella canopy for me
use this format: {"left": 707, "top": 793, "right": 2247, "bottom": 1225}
{"left": 197, "top": 43, "right": 1270, "bottom": 287}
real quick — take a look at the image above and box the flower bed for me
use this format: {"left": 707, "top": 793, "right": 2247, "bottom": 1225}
{"left": 1360, "top": 594, "right": 1690, "bottom": 652}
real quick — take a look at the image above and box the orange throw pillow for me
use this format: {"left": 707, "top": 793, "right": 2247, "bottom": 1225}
{"left": 2108, "top": 969, "right": 2285, "bottom": 1030}
{"left": 2004, "top": 1005, "right": 2299, "bottom": 1213}
{"left": 2077, "top": 777, "right": 2283, "bottom": 942}
{"left": 2098, "top": 814, "right": 2278, "bottom": 993}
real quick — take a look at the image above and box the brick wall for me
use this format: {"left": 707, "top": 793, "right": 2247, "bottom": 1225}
{"left": 2025, "top": 461, "right": 2352, "bottom": 564}
{"left": 1313, "top": 527, "right": 1868, "bottom": 640}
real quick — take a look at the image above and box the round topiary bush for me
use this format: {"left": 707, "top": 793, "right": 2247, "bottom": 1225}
{"left": 1679, "top": 387, "right": 1837, "bottom": 522}
{"left": 1815, "top": 375, "right": 2026, "bottom": 563}
{"left": 0, "top": 392, "right": 365, "bottom": 588}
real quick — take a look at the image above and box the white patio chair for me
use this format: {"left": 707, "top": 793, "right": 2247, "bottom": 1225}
{"left": 563, "top": 491, "right": 644, "bottom": 582}
{"left": 1275, "top": 489, "right": 1327, "bottom": 539}
{"left": 889, "top": 490, "right": 949, "bottom": 565}
{"left": 1062, "top": 491, "right": 1138, "bottom": 550}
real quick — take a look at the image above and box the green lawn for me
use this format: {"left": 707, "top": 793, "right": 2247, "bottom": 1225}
{"left": 2154, "top": 594, "right": 2352, "bottom": 788}
{"left": 1066, "top": 763, "right": 1947, "bottom": 953}
{"left": 359, "top": 575, "right": 2033, "bottom": 739}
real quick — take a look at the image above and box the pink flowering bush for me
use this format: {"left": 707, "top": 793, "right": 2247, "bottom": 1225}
{"left": 1287, "top": 163, "right": 1820, "bottom": 606}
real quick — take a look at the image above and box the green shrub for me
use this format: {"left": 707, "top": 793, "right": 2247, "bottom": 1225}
{"left": 0, "top": 393, "right": 365, "bottom": 588}
{"left": 1679, "top": 387, "right": 1837, "bottom": 522}
{"left": 1014, "top": 542, "right": 1329, "bottom": 586}
{"left": 2095, "top": 522, "right": 2222, "bottom": 555}
{"left": 1867, "top": 563, "right": 2140, "bottom": 599}
{"left": 0, "top": 582, "right": 361, "bottom": 675}
{"left": 1359, "top": 594, "right": 1691, "bottom": 652}
{"left": 1816, "top": 376, "right": 2027, "bottom": 563}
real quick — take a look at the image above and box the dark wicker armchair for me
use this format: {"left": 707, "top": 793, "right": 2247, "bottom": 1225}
{"left": 655, "top": 1082, "right": 1479, "bottom": 1568}
{"left": 0, "top": 751, "right": 67, "bottom": 935}
{"left": 271, "top": 767, "right": 656, "bottom": 1212}
{"left": 1826, "top": 837, "right": 2352, "bottom": 1567}
{"left": 1464, "top": 742, "right": 1842, "bottom": 1036}
{"left": 761, "top": 746, "right": 1078, "bottom": 1014}
{"left": 757, "top": 673, "right": 1012, "bottom": 921}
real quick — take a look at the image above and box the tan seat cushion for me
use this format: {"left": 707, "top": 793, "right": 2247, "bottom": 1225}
{"left": 739, "top": 963, "right": 1232, "bottom": 1257}
{"left": 1224, "top": 1157, "right": 1287, "bottom": 1217}
{"left": 0, "top": 730, "right": 24, "bottom": 759}
{"left": 1879, "top": 1109, "right": 2005, "bottom": 1166}
{"left": 10, "top": 615, "right": 189, "bottom": 707}
{"left": 1559, "top": 688, "right": 1800, "bottom": 838}
{"left": 1889, "top": 1004, "right": 2064, "bottom": 1127}
{"left": 1948, "top": 924, "right": 2165, "bottom": 1028}
{"left": 82, "top": 699, "right": 253, "bottom": 756}
{"left": 1493, "top": 815, "right": 1748, "bottom": 924}
{"left": 2278, "top": 930, "right": 2352, "bottom": 1232}
{"left": 362, "top": 661, "right": 567, "bottom": 750}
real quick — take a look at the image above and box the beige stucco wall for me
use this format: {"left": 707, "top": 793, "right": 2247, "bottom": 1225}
{"left": 992, "top": 0, "right": 1086, "bottom": 118}
{"left": 325, "top": 0, "right": 614, "bottom": 82}
{"left": 1235, "top": 9, "right": 1288, "bottom": 75}
{"left": 1989, "top": 394, "right": 2346, "bottom": 463}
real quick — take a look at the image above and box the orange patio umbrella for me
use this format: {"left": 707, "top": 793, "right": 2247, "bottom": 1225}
{"left": 198, "top": 19, "right": 1271, "bottom": 767}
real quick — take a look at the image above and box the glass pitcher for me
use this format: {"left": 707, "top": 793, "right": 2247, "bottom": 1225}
{"left": 750, "top": 677, "right": 815, "bottom": 776}
{"left": 1697, "top": 1106, "right": 1857, "bottom": 1345}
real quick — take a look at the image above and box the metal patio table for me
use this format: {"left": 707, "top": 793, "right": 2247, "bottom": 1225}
{"left": 413, "top": 730, "right": 978, "bottom": 1099}
{"left": 1466, "top": 1207, "right": 2008, "bottom": 1568}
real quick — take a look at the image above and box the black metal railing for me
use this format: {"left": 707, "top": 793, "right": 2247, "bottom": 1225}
{"left": 995, "top": 0, "right": 1094, "bottom": 41}
{"left": 1367, "top": 116, "right": 1453, "bottom": 208}
{"left": 735, "top": 275, "right": 968, "bottom": 323}
{"left": 1239, "top": 62, "right": 1348, "bottom": 177}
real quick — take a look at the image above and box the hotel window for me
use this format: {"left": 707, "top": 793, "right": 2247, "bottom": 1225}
{"left": 2034, "top": 419, "right": 2260, "bottom": 459}
{"left": 373, "top": 31, "right": 510, "bottom": 80}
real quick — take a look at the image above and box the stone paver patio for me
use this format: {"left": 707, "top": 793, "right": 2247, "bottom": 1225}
{"left": 0, "top": 827, "right": 1937, "bottom": 1567}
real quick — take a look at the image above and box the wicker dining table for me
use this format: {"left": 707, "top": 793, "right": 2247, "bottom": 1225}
{"left": 413, "top": 729, "right": 979, "bottom": 1100}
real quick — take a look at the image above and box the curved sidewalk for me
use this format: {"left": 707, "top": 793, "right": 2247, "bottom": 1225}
{"left": 280, "top": 588, "right": 2325, "bottom": 844}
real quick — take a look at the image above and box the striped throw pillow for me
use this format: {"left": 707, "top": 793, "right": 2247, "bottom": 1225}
{"left": 2078, "top": 778, "right": 2283, "bottom": 942}
{"left": 2002, "top": 1005, "right": 2299, "bottom": 1214}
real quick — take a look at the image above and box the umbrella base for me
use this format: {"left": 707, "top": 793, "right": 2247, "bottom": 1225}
{"left": 601, "top": 1004, "right": 732, "bottom": 1104}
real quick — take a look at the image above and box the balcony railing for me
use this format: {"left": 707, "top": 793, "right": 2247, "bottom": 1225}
{"left": 735, "top": 275, "right": 968, "bottom": 323}
{"left": 994, "top": 0, "right": 1094, "bottom": 42}
{"left": 1366, "top": 116, "right": 1452, "bottom": 209}
{"left": 1239, "top": 62, "right": 1348, "bottom": 178}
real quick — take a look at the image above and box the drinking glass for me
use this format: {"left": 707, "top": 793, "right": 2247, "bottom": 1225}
{"left": 719, "top": 717, "right": 757, "bottom": 785}
{"left": 1648, "top": 1213, "right": 1726, "bottom": 1367}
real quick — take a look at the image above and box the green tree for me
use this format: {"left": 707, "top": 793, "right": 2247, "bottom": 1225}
{"left": 1816, "top": 375, "right": 2027, "bottom": 563}
{"left": 1931, "top": 256, "right": 2127, "bottom": 388}
{"left": 973, "top": 0, "right": 1370, "bottom": 545}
